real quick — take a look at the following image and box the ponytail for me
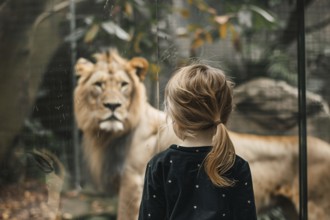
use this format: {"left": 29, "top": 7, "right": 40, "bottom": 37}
{"left": 204, "top": 123, "right": 236, "bottom": 187}
{"left": 164, "top": 63, "right": 236, "bottom": 187}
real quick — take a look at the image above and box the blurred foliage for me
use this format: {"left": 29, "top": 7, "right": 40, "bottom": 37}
{"left": 176, "top": 0, "right": 279, "bottom": 53}
{"left": 175, "top": 0, "right": 299, "bottom": 85}
{"left": 267, "top": 49, "right": 297, "bottom": 84}
{"left": 63, "top": 0, "right": 173, "bottom": 79}
{"left": 59, "top": 0, "right": 299, "bottom": 84}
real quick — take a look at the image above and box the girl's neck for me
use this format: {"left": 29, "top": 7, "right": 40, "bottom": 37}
{"left": 178, "top": 128, "right": 215, "bottom": 147}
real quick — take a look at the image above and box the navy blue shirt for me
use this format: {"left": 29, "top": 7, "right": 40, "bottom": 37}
{"left": 138, "top": 145, "right": 257, "bottom": 220}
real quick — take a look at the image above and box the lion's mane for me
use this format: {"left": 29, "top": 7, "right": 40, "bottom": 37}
{"left": 74, "top": 49, "right": 164, "bottom": 194}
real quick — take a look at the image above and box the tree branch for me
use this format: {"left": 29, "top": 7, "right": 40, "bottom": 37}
{"left": 274, "top": 0, "right": 314, "bottom": 48}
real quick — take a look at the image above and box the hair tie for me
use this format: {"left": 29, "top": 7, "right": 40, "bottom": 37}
{"left": 214, "top": 120, "right": 222, "bottom": 126}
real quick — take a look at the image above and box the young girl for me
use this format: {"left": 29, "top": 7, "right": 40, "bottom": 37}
{"left": 138, "top": 63, "right": 257, "bottom": 220}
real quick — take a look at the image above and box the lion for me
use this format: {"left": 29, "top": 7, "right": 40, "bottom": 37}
{"left": 74, "top": 49, "right": 330, "bottom": 220}
{"left": 74, "top": 49, "right": 177, "bottom": 219}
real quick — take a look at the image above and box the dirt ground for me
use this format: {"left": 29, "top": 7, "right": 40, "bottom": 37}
{"left": 0, "top": 180, "right": 117, "bottom": 220}
{"left": 0, "top": 179, "right": 290, "bottom": 220}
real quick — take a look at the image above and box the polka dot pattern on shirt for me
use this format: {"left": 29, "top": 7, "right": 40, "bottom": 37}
{"left": 138, "top": 145, "right": 257, "bottom": 220}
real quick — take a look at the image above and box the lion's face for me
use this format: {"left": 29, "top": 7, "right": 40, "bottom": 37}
{"left": 74, "top": 50, "right": 149, "bottom": 135}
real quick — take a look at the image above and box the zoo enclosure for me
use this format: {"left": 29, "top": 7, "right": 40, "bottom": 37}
{"left": 1, "top": 0, "right": 330, "bottom": 219}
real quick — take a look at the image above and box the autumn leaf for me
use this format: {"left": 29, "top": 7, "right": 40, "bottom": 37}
{"left": 196, "top": 1, "right": 208, "bottom": 11}
{"left": 187, "top": 24, "right": 200, "bottom": 32}
{"left": 84, "top": 24, "right": 99, "bottom": 43}
{"left": 214, "top": 15, "right": 231, "bottom": 25}
{"left": 219, "top": 23, "right": 227, "bottom": 39}
{"left": 207, "top": 7, "right": 217, "bottom": 15}
{"left": 149, "top": 63, "right": 161, "bottom": 81}
{"left": 125, "top": 2, "right": 133, "bottom": 17}
{"left": 180, "top": 9, "right": 190, "bottom": 18}
{"left": 205, "top": 32, "right": 213, "bottom": 43}
{"left": 191, "top": 38, "right": 204, "bottom": 49}
{"left": 134, "top": 32, "right": 143, "bottom": 53}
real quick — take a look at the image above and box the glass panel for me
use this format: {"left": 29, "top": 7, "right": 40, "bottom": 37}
{"left": 0, "top": 1, "right": 329, "bottom": 220}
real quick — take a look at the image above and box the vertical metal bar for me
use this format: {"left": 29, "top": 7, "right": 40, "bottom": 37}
{"left": 155, "top": 0, "right": 159, "bottom": 111}
{"left": 296, "top": 0, "right": 308, "bottom": 219}
{"left": 155, "top": 0, "right": 161, "bottom": 151}
{"left": 69, "top": 0, "right": 81, "bottom": 190}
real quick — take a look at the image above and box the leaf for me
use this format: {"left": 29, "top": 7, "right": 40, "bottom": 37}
{"left": 191, "top": 38, "right": 204, "bottom": 49}
{"left": 101, "top": 21, "right": 116, "bottom": 34}
{"left": 149, "top": 63, "right": 161, "bottom": 81}
{"left": 249, "top": 5, "right": 276, "bottom": 23}
{"left": 101, "top": 21, "right": 131, "bottom": 41}
{"left": 196, "top": 1, "right": 208, "bottom": 11}
{"left": 150, "top": 63, "right": 161, "bottom": 74}
{"left": 232, "top": 35, "right": 242, "bottom": 52}
{"left": 134, "top": 32, "right": 143, "bottom": 53}
{"left": 84, "top": 16, "right": 93, "bottom": 25}
{"left": 219, "top": 23, "right": 227, "bottom": 39}
{"left": 187, "top": 24, "right": 201, "bottom": 32}
{"left": 207, "top": 7, "right": 217, "bottom": 15}
{"left": 214, "top": 15, "right": 231, "bottom": 25}
{"left": 64, "top": 28, "right": 86, "bottom": 42}
{"left": 229, "top": 23, "right": 237, "bottom": 38}
{"left": 115, "top": 25, "right": 131, "bottom": 41}
{"left": 176, "top": 27, "right": 188, "bottom": 37}
{"left": 238, "top": 9, "right": 252, "bottom": 28}
{"left": 205, "top": 32, "right": 213, "bottom": 43}
{"left": 125, "top": 2, "right": 133, "bottom": 17}
{"left": 229, "top": 24, "right": 241, "bottom": 51}
{"left": 84, "top": 24, "right": 100, "bottom": 43}
{"left": 180, "top": 9, "right": 190, "bottom": 18}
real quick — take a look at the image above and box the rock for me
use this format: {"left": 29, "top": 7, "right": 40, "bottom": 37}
{"left": 232, "top": 77, "right": 329, "bottom": 130}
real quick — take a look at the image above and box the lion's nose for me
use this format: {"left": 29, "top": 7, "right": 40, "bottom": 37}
{"left": 103, "top": 103, "right": 121, "bottom": 111}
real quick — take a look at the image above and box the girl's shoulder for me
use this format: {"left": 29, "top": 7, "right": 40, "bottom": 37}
{"left": 147, "top": 145, "right": 174, "bottom": 167}
{"left": 228, "top": 155, "right": 252, "bottom": 179}
{"left": 233, "top": 155, "right": 249, "bottom": 168}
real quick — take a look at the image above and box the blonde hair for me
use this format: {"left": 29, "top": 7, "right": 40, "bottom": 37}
{"left": 165, "top": 63, "right": 236, "bottom": 187}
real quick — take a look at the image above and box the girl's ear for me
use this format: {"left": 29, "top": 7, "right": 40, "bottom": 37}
{"left": 75, "top": 58, "right": 95, "bottom": 79}
{"left": 129, "top": 57, "right": 149, "bottom": 81}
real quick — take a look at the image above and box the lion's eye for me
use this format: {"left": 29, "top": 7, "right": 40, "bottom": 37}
{"left": 121, "top": 81, "right": 129, "bottom": 87}
{"left": 94, "top": 81, "right": 103, "bottom": 88}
